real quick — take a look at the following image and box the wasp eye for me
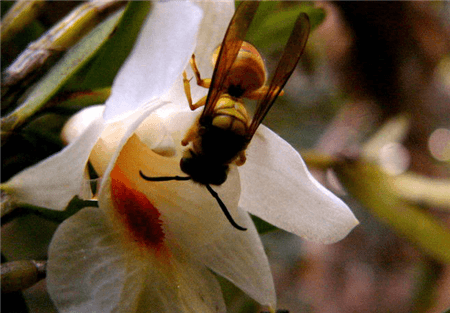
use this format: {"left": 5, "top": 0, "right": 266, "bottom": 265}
{"left": 211, "top": 171, "right": 227, "bottom": 185}
{"left": 180, "top": 157, "right": 192, "bottom": 176}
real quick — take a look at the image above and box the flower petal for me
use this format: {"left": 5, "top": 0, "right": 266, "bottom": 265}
{"left": 193, "top": 1, "right": 234, "bottom": 73}
{"left": 239, "top": 125, "right": 359, "bottom": 244}
{"left": 47, "top": 207, "right": 133, "bottom": 312}
{"left": 47, "top": 207, "right": 226, "bottom": 313}
{"left": 4, "top": 118, "right": 105, "bottom": 210}
{"left": 61, "top": 105, "right": 105, "bottom": 145}
{"left": 160, "top": 1, "right": 235, "bottom": 108}
{"left": 192, "top": 207, "right": 276, "bottom": 307}
{"left": 104, "top": 2, "right": 203, "bottom": 122}
{"left": 146, "top": 0, "right": 234, "bottom": 141}
{"left": 90, "top": 102, "right": 175, "bottom": 176}
{"left": 135, "top": 249, "right": 226, "bottom": 313}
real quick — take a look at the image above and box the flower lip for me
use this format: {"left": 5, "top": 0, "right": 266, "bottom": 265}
{"left": 111, "top": 163, "right": 166, "bottom": 253}
{"left": 139, "top": 163, "right": 247, "bottom": 231}
{"left": 204, "top": 183, "right": 247, "bottom": 231}
{"left": 101, "top": 128, "right": 243, "bottom": 250}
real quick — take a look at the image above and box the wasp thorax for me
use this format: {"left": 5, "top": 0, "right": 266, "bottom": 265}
{"left": 212, "top": 95, "right": 249, "bottom": 136}
{"left": 212, "top": 115, "right": 246, "bottom": 136}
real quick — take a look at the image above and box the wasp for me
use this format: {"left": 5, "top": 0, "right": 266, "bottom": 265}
{"left": 141, "top": 2, "right": 310, "bottom": 231}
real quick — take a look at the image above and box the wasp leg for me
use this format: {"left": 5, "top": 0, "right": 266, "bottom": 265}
{"left": 183, "top": 71, "right": 194, "bottom": 108}
{"left": 235, "top": 150, "right": 247, "bottom": 166}
{"left": 191, "top": 95, "right": 207, "bottom": 111}
{"left": 245, "top": 86, "right": 285, "bottom": 100}
{"left": 190, "top": 54, "right": 211, "bottom": 89}
{"left": 181, "top": 119, "right": 200, "bottom": 146}
{"left": 183, "top": 71, "right": 208, "bottom": 111}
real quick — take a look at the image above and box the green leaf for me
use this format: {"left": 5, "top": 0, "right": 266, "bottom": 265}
{"left": 1, "top": 9, "right": 124, "bottom": 145}
{"left": 1, "top": 197, "right": 98, "bottom": 225}
{"left": 334, "top": 160, "right": 450, "bottom": 264}
{"left": 251, "top": 215, "right": 278, "bottom": 234}
{"left": 392, "top": 173, "right": 450, "bottom": 211}
{"left": 48, "top": 88, "right": 111, "bottom": 113}
{"left": 247, "top": 2, "right": 325, "bottom": 52}
{"left": 32, "top": 197, "right": 98, "bottom": 223}
{"left": 301, "top": 149, "right": 339, "bottom": 170}
{"left": 65, "top": 1, "right": 152, "bottom": 91}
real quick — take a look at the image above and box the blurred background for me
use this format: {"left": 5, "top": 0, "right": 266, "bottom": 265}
{"left": 2, "top": 1, "right": 450, "bottom": 312}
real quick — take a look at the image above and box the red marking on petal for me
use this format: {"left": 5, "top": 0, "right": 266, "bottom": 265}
{"left": 110, "top": 165, "right": 165, "bottom": 252}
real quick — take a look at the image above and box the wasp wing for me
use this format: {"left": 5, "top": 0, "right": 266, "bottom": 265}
{"left": 247, "top": 13, "right": 310, "bottom": 138}
{"left": 200, "top": 2, "right": 259, "bottom": 122}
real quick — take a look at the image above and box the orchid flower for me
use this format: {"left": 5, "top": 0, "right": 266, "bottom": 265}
{"left": 3, "top": 1, "right": 358, "bottom": 312}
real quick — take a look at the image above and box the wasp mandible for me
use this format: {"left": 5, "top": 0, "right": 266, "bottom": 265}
{"left": 141, "top": 2, "right": 310, "bottom": 231}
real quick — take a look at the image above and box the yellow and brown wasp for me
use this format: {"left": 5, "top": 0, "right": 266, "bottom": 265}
{"left": 141, "top": 2, "right": 310, "bottom": 230}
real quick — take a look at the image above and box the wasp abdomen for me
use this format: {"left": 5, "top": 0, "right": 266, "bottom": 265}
{"left": 212, "top": 42, "right": 266, "bottom": 97}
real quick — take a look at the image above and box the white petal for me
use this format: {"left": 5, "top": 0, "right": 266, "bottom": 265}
{"left": 60, "top": 105, "right": 105, "bottom": 145}
{"left": 160, "top": 1, "right": 234, "bottom": 108}
{"left": 193, "top": 1, "right": 234, "bottom": 73}
{"left": 90, "top": 101, "right": 174, "bottom": 176}
{"left": 239, "top": 125, "right": 359, "bottom": 244}
{"left": 134, "top": 112, "right": 175, "bottom": 157}
{"left": 136, "top": 250, "right": 226, "bottom": 313}
{"left": 48, "top": 207, "right": 226, "bottom": 313}
{"left": 104, "top": 2, "right": 203, "bottom": 122}
{"left": 192, "top": 207, "right": 276, "bottom": 307}
{"left": 47, "top": 207, "right": 135, "bottom": 312}
{"left": 150, "top": 106, "right": 200, "bottom": 154}
{"left": 4, "top": 118, "right": 105, "bottom": 211}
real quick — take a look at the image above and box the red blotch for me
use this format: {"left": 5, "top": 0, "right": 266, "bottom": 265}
{"left": 110, "top": 165, "right": 165, "bottom": 252}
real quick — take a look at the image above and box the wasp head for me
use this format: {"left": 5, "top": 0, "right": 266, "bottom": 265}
{"left": 180, "top": 150, "right": 229, "bottom": 185}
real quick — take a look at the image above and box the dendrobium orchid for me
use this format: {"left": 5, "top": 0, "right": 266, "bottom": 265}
{"left": 4, "top": 2, "right": 358, "bottom": 312}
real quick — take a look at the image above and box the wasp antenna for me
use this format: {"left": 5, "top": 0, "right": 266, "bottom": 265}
{"left": 139, "top": 170, "right": 191, "bottom": 182}
{"left": 205, "top": 184, "right": 247, "bottom": 231}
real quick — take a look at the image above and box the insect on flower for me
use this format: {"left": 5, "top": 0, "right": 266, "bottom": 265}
{"left": 140, "top": 2, "right": 310, "bottom": 231}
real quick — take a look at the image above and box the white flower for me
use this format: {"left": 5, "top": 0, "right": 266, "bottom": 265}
{"left": 3, "top": 2, "right": 358, "bottom": 312}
